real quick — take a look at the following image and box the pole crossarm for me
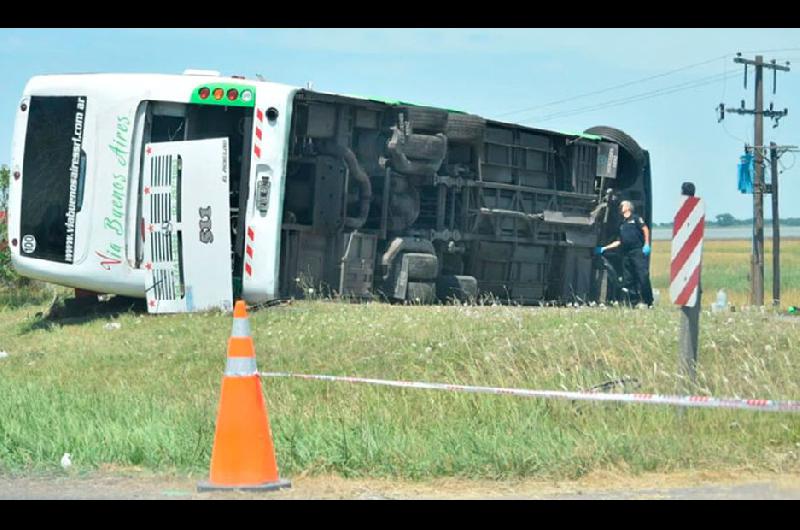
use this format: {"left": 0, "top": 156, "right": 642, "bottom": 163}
{"left": 726, "top": 108, "right": 788, "bottom": 118}
{"left": 734, "top": 57, "right": 791, "bottom": 71}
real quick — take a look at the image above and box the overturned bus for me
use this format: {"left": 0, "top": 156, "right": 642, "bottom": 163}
{"left": 6, "top": 71, "right": 651, "bottom": 312}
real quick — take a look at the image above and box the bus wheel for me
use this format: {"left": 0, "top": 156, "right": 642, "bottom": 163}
{"left": 583, "top": 126, "right": 646, "bottom": 164}
{"left": 436, "top": 275, "right": 478, "bottom": 303}
{"left": 446, "top": 113, "right": 485, "bottom": 142}
{"left": 402, "top": 106, "right": 449, "bottom": 134}
{"left": 384, "top": 251, "right": 439, "bottom": 302}
{"left": 406, "top": 281, "right": 437, "bottom": 304}
{"left": 403, "top": 253, "right": 439, "bottom": 281}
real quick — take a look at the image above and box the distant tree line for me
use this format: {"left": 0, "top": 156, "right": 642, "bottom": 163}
{"left": 656, "top": 213, "right": 800, "bottom": 228}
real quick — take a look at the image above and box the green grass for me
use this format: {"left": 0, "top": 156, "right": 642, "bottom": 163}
{"left": 650, "top": 239, "right": 800, "bottom": 308}
{"left": 0, "top": 282, "right": 54, "bottom": 309}
{"left": 0, "top": 242, "right": 798, "bottom": 480}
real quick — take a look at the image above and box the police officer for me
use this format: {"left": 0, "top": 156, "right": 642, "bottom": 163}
{"left": 595, "top": 200, "right": 654, "bottom": 307}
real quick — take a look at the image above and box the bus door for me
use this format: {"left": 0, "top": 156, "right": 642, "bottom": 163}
{"left": 142, "top": 138, "right": 233, "bottom": 313}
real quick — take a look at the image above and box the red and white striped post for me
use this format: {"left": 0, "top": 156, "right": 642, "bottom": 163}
{"left": 670, "top": 188, "right": 705, "bottom": 386}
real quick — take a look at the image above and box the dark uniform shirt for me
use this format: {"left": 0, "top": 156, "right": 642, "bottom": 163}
{"left": 619, "top": 216, "right": 646, "bottom": 250}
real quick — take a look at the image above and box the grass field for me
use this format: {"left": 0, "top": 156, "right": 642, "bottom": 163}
{"left": 0, "top": 240, "right": 798, "bottom": 480}
{"left": 650, "top": 239, "right": 800, "bottom": 308}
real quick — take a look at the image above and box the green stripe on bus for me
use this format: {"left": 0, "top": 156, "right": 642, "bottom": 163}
{"left": 557, "top": 130, "right": 603, "bottom": 141}
{"left": 342, "top": 93, "right": 467, "bottom": 114}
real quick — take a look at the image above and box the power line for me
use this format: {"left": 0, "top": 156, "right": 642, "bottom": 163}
{"left": 526, "top": 75, "right": 735, "bottom": 124}
{"left": 523, "top": 72, "right": 735, "bottom": 123}
{"left": 493, "top": 50, "right": 800, "bottom": 121}
{"left": 520, "top": 71, "right": 740, "bottom": 125}
{"left": 739, "top": 47, "right": 800, "bottom": 55}
{"left": 778, "top": 151, "right": 796, "bottom": 172}
{"left": 493, "top": 54, "right": 732, "bottom": 119}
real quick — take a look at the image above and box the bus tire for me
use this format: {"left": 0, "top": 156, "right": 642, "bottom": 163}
{"left": 402, "top": 134, "right": 447, "bottom": 161}
{"left": 446, "top": 113, "right": 485, "bottom": 142}
{"left": 403, "top": 106, "right": 449, "bottom": 134}
{"left": 436, "top": 275, "right": 478, "bottom": 302}
{"left": 402, "top": 253, "right": 439, "bottom": 281}
{"left": 406, "top": 281, "right": 437, "bottom": 303}
{"left": 583, "top": 126, "right": 646, "bottom": 164}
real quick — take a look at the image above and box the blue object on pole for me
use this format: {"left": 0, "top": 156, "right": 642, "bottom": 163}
{"left": 738, "top": 152, "right": 754, "bottom": 194}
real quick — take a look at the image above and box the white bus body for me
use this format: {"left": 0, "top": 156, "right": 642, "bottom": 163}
{"left": 8, "top": 72, "right": 653, "bottom": 312}
{"left": 8, "top": 73, "right": 296, "bottom": 312}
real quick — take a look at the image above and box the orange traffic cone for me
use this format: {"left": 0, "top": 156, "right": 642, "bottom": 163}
{"left": 197, "top": 301, "right": 291, "bottom": 492}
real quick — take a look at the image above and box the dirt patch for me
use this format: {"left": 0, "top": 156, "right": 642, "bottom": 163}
{"left": 2, "top": 469, "right": 800, "bottom": 499}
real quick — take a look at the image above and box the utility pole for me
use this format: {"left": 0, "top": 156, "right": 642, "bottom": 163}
{"left": 721, "top": 54, "right": 790, "bottom": 306}
{"left": 767, "top": 142, "right": 799, "bottom": 306}
{"left": 770, "top": 142, "right": 780, "bottom": 307}
{"left": 752, "top": 56, "right": 765, "bottom": 306}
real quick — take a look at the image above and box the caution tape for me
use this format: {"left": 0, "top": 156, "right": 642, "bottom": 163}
{"left": 260, "top": 372, "right": 800, "bottom": 413}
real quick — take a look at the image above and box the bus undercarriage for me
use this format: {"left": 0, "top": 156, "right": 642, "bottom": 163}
{"left": 278, "top": 91, "right": 652, "bottom": 305}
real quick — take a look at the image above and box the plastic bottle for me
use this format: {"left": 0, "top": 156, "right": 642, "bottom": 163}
{"left": 717, "top": 289, "right": 728, "bottom": 308}
{"left": 712, "top": 289, "right": 728, "bottom": 312}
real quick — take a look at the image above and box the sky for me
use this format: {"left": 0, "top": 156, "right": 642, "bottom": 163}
{"left": 1, "top": 28, "right": 799, "bottom": 224}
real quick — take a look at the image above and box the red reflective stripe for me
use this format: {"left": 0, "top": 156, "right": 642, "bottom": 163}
{"left": 245, "top": 263, "right": 252, "bottom": 276}
{"left": 246, "top": 245, "right": 253, "bottom": 258}
{"left": 255, "top": 127, "right": 262, "bottom": 140}
{"left": 247, "top": 227, "right": 255, "bottom": 241}
{"left": 256, "top": 108, "right": 263, "bottom": 122}
{"left": 674, "top": 265, "right": 701, "bottom": 306}
{"left": 254, "top": 145, "right": 261, "bottom": 158}
{"left": 672, "top": 196, "right": 700, "bottom": 238}
{"left": 670, "top": 217, "right": 705, "bottom": 282}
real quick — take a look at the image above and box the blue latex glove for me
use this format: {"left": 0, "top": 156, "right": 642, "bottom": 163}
{"left": 642, "top": 244, "right": 651, "bottom": 256}
{"left": 594, "top": 246, "right": 604, "bottom": 256}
